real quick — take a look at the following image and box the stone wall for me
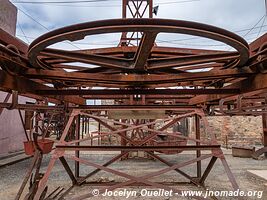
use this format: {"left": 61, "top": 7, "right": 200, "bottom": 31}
{"left": 189, "top": 116, "right": 263, "bottom": 148}
{"left": 208, "top": 116, "right": 263, "bottom": 147}
{"left": 100, "top": 103, "right": 263, "bottom": 148}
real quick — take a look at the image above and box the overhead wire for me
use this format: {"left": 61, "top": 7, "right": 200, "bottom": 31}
{"left": 11, "top": 0, "right": 200, "bottom": 7}
{"left": 12, "top": 0, "right": 120, "bottom": 4}
{"left": 13, "top": 0, "right": 266, "bottom": 48}
{"left": 16, "top": 6, "right": 81, "bottom": 49}
{"left": 17, "top": 22, "right": 30, "bottom": 43}
{"left": 243, "top": 14, "right": 266, "bottom": 37}
{"left": 256, "top": 15, "right": 266, "bottom": 38}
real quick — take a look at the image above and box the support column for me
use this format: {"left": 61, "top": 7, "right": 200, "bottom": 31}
{"left": 121, "top": 119, "right": 127, "bottom": 159}
{"left": 262, "top": 113, "right": 267, "bottom": 157}
{"left": 195, "top": 114, "right": 201, "bottom": 179}
{"left": 75, "top": 115, "right": 80, "bottom": 178}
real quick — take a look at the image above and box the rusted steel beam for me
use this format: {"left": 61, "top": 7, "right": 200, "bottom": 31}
{"left": 0, "top": 28, "right": 28, "bottom": 55}
{"left": 0, "top": 104, "right": 198, "bottom": 111}
{"left": 28, "top": 19, "right": 249, "bottom": 71}
{"left": 146, "top": 152, "right": 202, "bottom": 187}
{"left": 0, "top": 70, "right": 85, "bottom": 105}
{"left": 133, "top": 32, "right": 157, "bottom": 70}
{"left": 42, "top": 48, "right": 131, "bottom": 70}
{"left": 75, "top": 46, "right": 228, "bottom": 57}
{"left": 19, "top": 93, "right": 64, "bottom": 104}
{"left": 65, "top": 154, "right": 213, "bottom": 200}
{"left": 195, "top": 115, "right": 201, "bottom": 179}
{"left": 220, "top": 157, "right": 239, "bottom": 191}
{"left": 148, "top": 52, "right": 238, "bottom": 70}
{"left": 36, "top": 88, "right": 240, "bottom": 96}
{"left": 0, "top": 45, "right": 30, "bottom": 73}
{"left": 56, "top": 145, "right": 220, "bottom": 151}
{"left": 249, "top": 33, "right": 267, "bottom": 56}
{"left": 79, "top": 152, "right": 129, "bottom": 184}
{"left": 84, "top": 182, "right": 194, "bottom": 186}
{"left": 15, "top": 152, "right": 40, "bottom": 200}
{"left": 262, "top": 112, "right": 267, "bottom": 157}
{"left": 25, "top": 68, "right": 254, "bottom": 84}
{"left": 59, "top": 156, "right": 78, "bottom": 185}
{"left": 0, "top": 92, "right": 11, "bottom": 115}
{"left": 18, "top": 109, "right": 30, "bottom": 141}
{"left": 189, "top": 73, "right": 267, "bottom": 105}
{"left": 82, "top": 95, "right": 192, "bottom": 100}
{"left": 199, "top": 156, "right": 217, "bottom": 184}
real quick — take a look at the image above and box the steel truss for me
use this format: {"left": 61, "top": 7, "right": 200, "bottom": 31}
{"left": 15, "top": 108, "right": 239, "bottom": 200}
{"left": 0, "top": 0, "right": 267, "bottom": 199}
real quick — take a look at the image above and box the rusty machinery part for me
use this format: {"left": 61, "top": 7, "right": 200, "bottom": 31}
{"left": 0, "top": 44, "right": 29, "bottom": 75}
{"left": 27, "top": 18, "right": 249, "bottom": 88}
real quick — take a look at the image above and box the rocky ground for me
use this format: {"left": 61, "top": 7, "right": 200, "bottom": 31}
{"left": 0, "top": 150, "right": 266, "bottom": 200}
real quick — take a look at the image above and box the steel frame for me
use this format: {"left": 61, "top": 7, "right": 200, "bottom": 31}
{"left": 0, "top": 0, "right": 267, "bottom": 199}
{"left": 29, "top": 108, "right": 239, "bottom": 200}
{"left": 120, "top": 0, "right": 153, "bottom": 46}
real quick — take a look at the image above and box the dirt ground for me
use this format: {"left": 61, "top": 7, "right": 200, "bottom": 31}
{"left": 0, "top": 151, "right": 266, "bottom": 200}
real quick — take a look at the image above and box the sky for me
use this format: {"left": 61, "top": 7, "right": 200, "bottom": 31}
{"left": 11, "top": 0, "right": 267, "bottom": 51}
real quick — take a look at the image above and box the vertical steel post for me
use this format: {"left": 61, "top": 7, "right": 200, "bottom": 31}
{"left": 75, "top": 115, "right": 80, "bottom": 178}
{"left": 98, "top": 119, "right": 101, "bottom": 145}
{"left": 120, "top": 0, "right": 153, "bottom": 46}
{"left": 149, "top": 0, "right": 153, "bottom": 18}
{"left": 262, "top": 113, "right": 267, "bottom": 157}
{"left": 0, "top": 93, "right": 11, "bottom": 116}
{"left": 121, "top": 119, "right": 127, "bottom": 159}
{"left": 195, "top": 114, "right": 201, "bottom": 178}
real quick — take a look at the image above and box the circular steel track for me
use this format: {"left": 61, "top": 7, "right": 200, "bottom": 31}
{"left": 27, "top": 18, "right": 250, "bottom": 88}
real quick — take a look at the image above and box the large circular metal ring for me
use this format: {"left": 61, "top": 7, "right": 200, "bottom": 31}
{"left": 27, "top": 18, "right": 250, "bottom": 88}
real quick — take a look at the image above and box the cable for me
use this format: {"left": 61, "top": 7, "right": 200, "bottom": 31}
{"left": 11, "top": 0, "right": 200, "bottom": 7}
{"left": 256, "top": 15, "right": 266, "bottom": 38}
{"left": 12, "top": 0, "right": 199, "bottom": 4}
{"left": 13, "top": 0, "right": 264, "bottom": 48}
{"left": 18, "top": 22, "right": 30, "bottom": 43}
{"left": 17, "top": 7, "right": 48, "bottom": 30}
{"left": 12, "top": 0, "right": 119, "bottom": 4}
{"left": 16, "top": 34, "right": 119, "bottom": 45}
{"left": 16, "top": 6, "right": 81, "bottom": 49}
{"left": 155, "top": 0, "right": 200, "bottom": 5}
{"left": 155, "top": 25, "right": 267, "bottom": 45}
{"left": 16, "top": 25, "right": 267, "bottom": 48}
{"left": 243, "top": 14, "right": 266, "bottom": 37}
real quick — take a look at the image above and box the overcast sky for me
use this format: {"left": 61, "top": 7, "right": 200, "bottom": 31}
{"left": 12, "top": 0, "right": 267, "bottom": 51}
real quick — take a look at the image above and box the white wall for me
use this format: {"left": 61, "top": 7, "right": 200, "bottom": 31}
{"left": 0, "top": 92, "right": 34, "bottom": 156}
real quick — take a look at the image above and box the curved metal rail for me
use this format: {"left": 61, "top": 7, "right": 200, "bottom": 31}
{"left": 26, "top": 18, "right": 250, "bottom": 88}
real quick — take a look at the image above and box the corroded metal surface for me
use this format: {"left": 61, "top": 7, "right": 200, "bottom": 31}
{"left": 0, "top": 1, "right": 267, "bottom": 199}
{"left": 25, "top": 19, "right": 250, "bottom": 88}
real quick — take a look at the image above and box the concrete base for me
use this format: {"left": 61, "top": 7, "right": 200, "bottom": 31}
{"left": 247, "top": 170, "right": 267, "bottom": 181}
{"left": 0, "top": 152, "right": 31, "bottom": 168}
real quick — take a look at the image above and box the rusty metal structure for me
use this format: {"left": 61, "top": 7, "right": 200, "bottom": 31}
{"left": 0, "top": 0, "right": 267, "bottom": 199}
